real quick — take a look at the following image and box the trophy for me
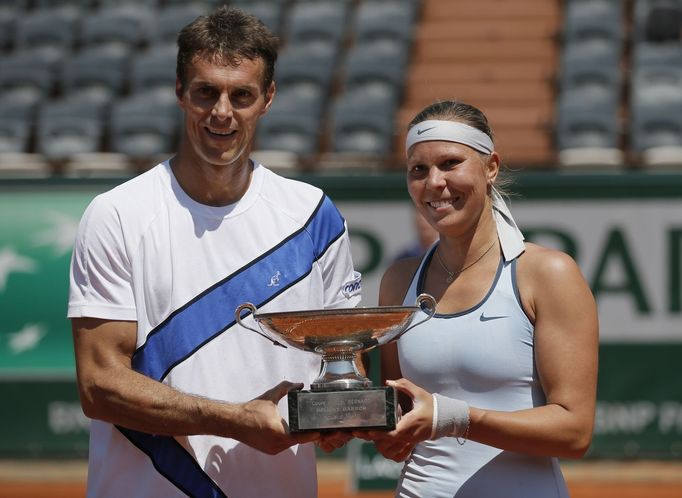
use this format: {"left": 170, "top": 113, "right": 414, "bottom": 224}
{"left": 235, "top": 294, "right": 436, "bottom": 432}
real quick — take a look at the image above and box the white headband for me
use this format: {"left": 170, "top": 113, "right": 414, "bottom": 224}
{"left": 405, "top": 120, "right": 494, "bottom": 155}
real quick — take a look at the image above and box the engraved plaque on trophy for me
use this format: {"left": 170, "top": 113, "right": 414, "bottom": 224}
{"left": 235, "top": 294, "right": 436, "bottom": 432}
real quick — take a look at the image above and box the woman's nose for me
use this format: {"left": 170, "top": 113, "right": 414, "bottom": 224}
{"left": 426, "top": 167, "right": 446, "bottom": 188}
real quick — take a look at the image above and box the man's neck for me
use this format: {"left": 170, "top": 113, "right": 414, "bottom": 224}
{"left": 169, "top": 155, "right": 253, "bottom": 207}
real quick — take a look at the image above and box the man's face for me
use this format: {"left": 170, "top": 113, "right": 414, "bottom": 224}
{"left": 176, "top": 56, "right": 274, "bottom": 168}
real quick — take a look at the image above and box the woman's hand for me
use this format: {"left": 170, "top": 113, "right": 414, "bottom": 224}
{"left": 353, "top": 378, "right": 434, "bottom": 461}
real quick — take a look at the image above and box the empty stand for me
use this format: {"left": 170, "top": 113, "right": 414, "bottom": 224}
{"left": 274, "top": 44, "right": 338, "bottom": 119}
{"left": 256, "top": 112, "right": 321, "bottom": 157}
{"left": 353, "top": 0, "right": 418, "bottom": 51}
{"left": 60, "top": 47, "right": 130, "bottom": 106}
{"left": 633, "top": 0, "right": 682, "bottom": 42}
{"left": 329, "top": 107, "right": 395, "bottom": 156}
{"left": 129, "top": 44, "right": 178, "bottom": 105}
{"left": 12, "top": 6, "right": 79, "bottom": 65}
{"left": 0, "top": 54, "right": 56, "bottom": 109}
{"left": 35, "top": 95, "right": 107, "bottom": 163}
{"left": 630, "top": 103, "right": 682, "bottom": 168}
{"left": 555, "top": 101, "right": 624, "bottom": 167}
{"left": 153, "top": 3, "right": 207, "bottom": 46}
{"left": 231, "top": 0, "right": 287, "bottom": 36}
{"left": 400, "top": 0, "right": 561, "bottom": 168}
{"left": 79, "top": 4, "right": 154, "bottom": 56}
{"left": 342, "top": 42, "right": 408, "bottom": 105}
{"left": 0, "top": 117, "right": 31, "bottom": 154}
{"left": 285, "top": 0, "right": 352, "bottom": 56}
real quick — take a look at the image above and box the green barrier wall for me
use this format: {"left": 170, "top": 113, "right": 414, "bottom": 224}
{"left": 1, "top": 173, "right": 681, "bottom": 467}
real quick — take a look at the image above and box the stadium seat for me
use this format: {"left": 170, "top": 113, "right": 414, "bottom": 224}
{"left": 107, "top": 94, "right": 180, "bottom": 160}
{"left": 108, "top": 113, "right": 178, "bottom": 160}
{"left": 342, "top": 43, "right": 408, "bottom": 104}
{"left": 0, "top": 117, "right": 31, "bottom": 154}
{"left": 329, "top": 108, "right": 396, "bottom": 156}
{"left": 60, "top": 47, "right": 130, "bottom": 106}
{"left": 0, "top": 97, "right": 36, "bottom": 122}
{"left": 13, "top": 7, "right": 80, "bottom": 65}
{"left": 0, "top": 55, "right": 55, "bottom": 109}
{"left": 632, "top": 41, "right": 682, "bottom": 69}
{"left": 555, "top": 103, "right": 624, "bottom": 167}
{"left": 79, "top": 4, "right": 154, "bottom": 56}
{"left": 36, "top": 96, "right": 107, "bottom": 162}
{"left": 633, "top": 0, "right": 682, "bottom": 42}
{"left": 231, "top": 0, "right": 287, "bottom": 36}
{"left": 32, "top": 0, "right": 94, "bottom": 8}
{"left": 275, "top": 44, "right": 338, "bottom": 118}
{"left": 630, "top": 66, "right": 682, "bottom": 110}
{"left": 557, "top": 56, "right": 622, "bottom": 111}
{"left": 285, "top": 0, "right": 352, "bottom": 55}
{"left": 563, "top": 0, "right": 624, "bottom": 45}
{"left": 36, "top": 116, "right": 103, "bottom": 162}
{"left": 256, "top": 112, "right": 321, "bottom": 157}
{"left": 630, "top": 103, "right": 682, "bottom": 167}
{"left": 153, "top": 3, "right": 207, "bottom": 46}
{"left": 129, "top": 45, "right": 178, "bottom": 105}
{"left": 353, "top": 0, "right": 419, "bottom": 50}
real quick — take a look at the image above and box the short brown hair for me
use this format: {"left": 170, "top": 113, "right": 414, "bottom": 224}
{"left": 176, "top": 6, "right": 279, "bottom": 93}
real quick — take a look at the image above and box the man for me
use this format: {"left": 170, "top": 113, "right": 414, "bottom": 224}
{"left": 68, "top": 7, "right": 361, "bottom": 498}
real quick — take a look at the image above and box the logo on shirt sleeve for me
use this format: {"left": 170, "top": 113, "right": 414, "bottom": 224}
{"left": 342, "top": 271, "right": 362, "bottom": 299}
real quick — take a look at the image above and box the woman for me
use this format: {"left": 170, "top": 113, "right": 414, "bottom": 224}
{"left": 356, "top": 101, "right": 598, "bottom": 497}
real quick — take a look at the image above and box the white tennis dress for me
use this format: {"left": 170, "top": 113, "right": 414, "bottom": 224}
{"left": 396, "top": 246, "right": 569, "bottom": 498}
{"left": 68, "top": 161, "right": 361, "bottom": 498}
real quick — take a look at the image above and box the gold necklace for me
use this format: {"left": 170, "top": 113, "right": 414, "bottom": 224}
{"left": 434, "top": 239, "right": 497, "bottom": 283}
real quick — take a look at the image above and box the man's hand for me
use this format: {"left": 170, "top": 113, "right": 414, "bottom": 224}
{"left": 236, "top": 381, "right": 318, "bottom": 455}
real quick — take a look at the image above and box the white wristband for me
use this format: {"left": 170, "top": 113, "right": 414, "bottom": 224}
{"left": 431, "top": 393, "right": 470, "bottom": 440}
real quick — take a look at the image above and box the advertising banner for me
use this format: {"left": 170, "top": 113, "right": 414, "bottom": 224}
{"left": 0, "top": 174, "right": 680, "bottom": 464}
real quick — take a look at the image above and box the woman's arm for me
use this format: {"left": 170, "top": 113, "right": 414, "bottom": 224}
{"left": 360, "top": 245, "right": 599, "bottom": 460}
{"left": 467, "top": 245, "right": 598, "bottom": 458}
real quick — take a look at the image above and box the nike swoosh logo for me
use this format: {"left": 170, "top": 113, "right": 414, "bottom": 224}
{"left": 479, "top": 313, "right": 508, "bottom": 322}
{"left": 416, "top": 127, "right": 435, "bottom": 135}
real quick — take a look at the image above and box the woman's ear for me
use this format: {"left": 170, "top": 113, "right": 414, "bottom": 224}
{"left": 486, "top": 151, "right": 501, "bottom": 185}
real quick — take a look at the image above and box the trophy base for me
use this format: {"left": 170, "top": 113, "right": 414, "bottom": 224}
{"left": 288, "top": 386, "right": 397, "bottom": 432}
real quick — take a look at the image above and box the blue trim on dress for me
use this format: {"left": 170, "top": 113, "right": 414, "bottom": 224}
{"left": 417, "top": 243, "right": 505, "bottom": 318}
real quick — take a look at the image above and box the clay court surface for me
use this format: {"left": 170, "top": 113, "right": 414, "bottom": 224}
{"left": 2, "top": 460, "right": 682, "bottom": 498}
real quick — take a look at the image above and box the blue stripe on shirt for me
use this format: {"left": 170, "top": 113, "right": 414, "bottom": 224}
{"left": 120, "top": 195, "right": 346, "bottom": 497}
{"left": 131, "top": 194, "right": 345, "bottom": 381}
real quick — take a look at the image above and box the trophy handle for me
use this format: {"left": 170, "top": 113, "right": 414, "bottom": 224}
{"left": 391, "top": 293, "right": 437, "bottom": 343}
{"left": 235, "top": 302, "right": 287, "bottom": 348}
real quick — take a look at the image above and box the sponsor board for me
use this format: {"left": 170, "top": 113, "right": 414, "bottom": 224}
{"left": 0, "top": 175, "right": 680, "bottom": 463}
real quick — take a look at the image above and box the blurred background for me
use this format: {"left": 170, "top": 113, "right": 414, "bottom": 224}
{"left": 1, "top": 0, "right": 682, "bottom": 496}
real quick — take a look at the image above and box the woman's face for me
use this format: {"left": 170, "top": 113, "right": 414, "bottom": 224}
{"left": 406, "top": 138, "right": 498, "bottom": 237}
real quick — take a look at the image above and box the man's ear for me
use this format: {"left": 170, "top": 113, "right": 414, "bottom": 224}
{"left": 261, "top": 81, "right": 276, "bottom": 115}
{"left": 175, "top": 78, "right": 184, "bottom": 102}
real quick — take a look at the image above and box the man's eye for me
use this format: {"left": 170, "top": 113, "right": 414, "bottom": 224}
{"left": 197, "top": 87, "right": 215, "bottom": 98}
{"left": 233, "top": 90, "right": 254, "bottom": 103}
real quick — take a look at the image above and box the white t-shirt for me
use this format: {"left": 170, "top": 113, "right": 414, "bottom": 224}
{"left": 68, "top": 161, "right": 361, "bottom": 498}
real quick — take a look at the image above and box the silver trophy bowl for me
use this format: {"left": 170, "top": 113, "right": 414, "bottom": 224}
{"left": 235, "top": 293, "right": 436, "bottom": 391}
